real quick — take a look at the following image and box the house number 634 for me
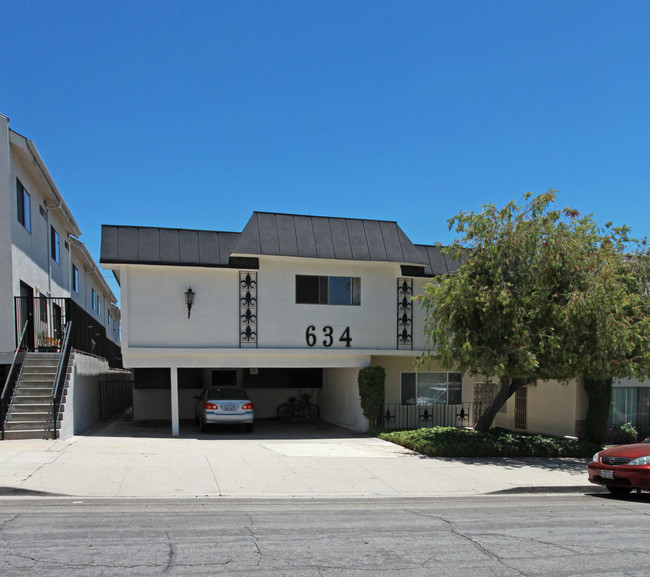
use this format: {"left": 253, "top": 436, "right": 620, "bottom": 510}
{"left": 305, "top": 325, "right": 352, "bottom": 348}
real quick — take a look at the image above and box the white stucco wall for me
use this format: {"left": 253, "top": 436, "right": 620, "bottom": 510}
{"left": 492, "top": 379, "right": 587, "bottom": 438}
{"left": 58, "top": 352, "right": 111, "bottom": 440}
{"left": 10, "top": 156, "right": 73, "bottom": 301}
{"left": 118, "top": 256, "right": 428, "bottom": 370}
{"left": 319, "top": 367, "right": 365, "bottom": 431}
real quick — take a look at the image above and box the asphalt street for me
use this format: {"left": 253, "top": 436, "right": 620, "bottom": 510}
{"left": 1, "top": 494, "right": 649, "bottom": 576}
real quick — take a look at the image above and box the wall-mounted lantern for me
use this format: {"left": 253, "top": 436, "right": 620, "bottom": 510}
{"left": 185, "top": 287, "right": 195, "bottom": 319}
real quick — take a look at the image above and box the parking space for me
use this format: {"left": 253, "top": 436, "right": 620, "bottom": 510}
{"left": 84, "top": 418, "right": 368, "bottom": 442}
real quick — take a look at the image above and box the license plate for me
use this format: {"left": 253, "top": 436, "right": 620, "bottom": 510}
{"left": 600, "top": 469, "right": 614, "bottom": 480}
{"left": 223, "top": 405, "right": 236, "bottom": 412}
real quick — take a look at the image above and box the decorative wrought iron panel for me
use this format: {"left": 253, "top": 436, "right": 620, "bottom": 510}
{"left": 378, "top": 402, "right": 480, "bottom": 430}
{"left": 239, "top": 271, "right": 258, "bottom": 348}
{"left": 397, "top": 278, "right": 413, "bottom": 350}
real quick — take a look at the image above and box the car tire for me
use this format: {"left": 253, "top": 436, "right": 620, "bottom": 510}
{"left": 606, "top": 486, "right": 632, "bottom": 495}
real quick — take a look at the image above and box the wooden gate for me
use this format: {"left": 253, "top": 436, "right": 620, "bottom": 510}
{"left": 514, "top": 386, "right": 527, "bottom": 430}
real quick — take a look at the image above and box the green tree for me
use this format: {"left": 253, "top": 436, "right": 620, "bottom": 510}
{"left": 418, "top": 191, "right": 650, "bottom": 434}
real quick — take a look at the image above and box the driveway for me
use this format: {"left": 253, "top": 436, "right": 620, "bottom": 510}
{"left": 0, "top": 420, "right": 594, "bottom": 498}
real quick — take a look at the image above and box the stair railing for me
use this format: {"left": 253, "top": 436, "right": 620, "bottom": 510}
{"left": 51, "top": 322, "right": 73, "bottom": 439}
{"left": 1, "top": 322, "right": 29, "bottom": 440}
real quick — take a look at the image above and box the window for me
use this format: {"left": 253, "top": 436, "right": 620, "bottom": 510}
{"left": 401, "top": 372, "right": 462, "bottom": 405}
{"left": 296, "top": 275, "right": 360, "bottom": 305}
{"left": 72, "top": 265, "right": 79, "bottom": 293}
{"left": 39, "top": 295, "right": 48, "bottom": 323}
{"left": 610, "top": 387, "right": 650, "bottom": 429}
{"left": 97, "top": 296, "right": 101, "bottom": 315}
{"left": 16, "top": 179, "right": 31, "bottom": 232}
{"left": 50, "top": 226, "right": 60, "bottom": 263}
{"left": 91, "top": 288, "right": 96, "bottom": 311}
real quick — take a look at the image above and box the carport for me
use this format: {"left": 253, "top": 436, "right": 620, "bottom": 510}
{"left": 124, "top": 359, "right": 370, "bottom": 436}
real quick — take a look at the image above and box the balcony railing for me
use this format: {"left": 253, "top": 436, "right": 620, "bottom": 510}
{"left": 14, "top": 297, "right": 122, "bottom": 369}
{"left": 378, "top": 402, "right": 482, "bottom": 430}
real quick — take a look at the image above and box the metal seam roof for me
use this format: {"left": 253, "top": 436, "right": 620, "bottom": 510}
{"left": 100, "top": 213, "right": 451, "bottom": 275}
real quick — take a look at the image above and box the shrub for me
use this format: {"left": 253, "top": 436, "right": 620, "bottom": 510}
{"left": 613, "top": 422, "right": 638, "bottom": 444}
{"left": 378, "top": 427, "right": 599, "bottom": 458}
{"left": 358, "top": 366, "right": 386, "bottom": 428}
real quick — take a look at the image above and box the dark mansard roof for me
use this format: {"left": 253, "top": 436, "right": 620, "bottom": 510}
{"left": 100, "top": 211, "right": 457, "bottom": 276}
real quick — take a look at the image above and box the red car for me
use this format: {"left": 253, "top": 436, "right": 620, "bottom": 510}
{"left": 588, "top": 438, "right": 650, "bottom": 494}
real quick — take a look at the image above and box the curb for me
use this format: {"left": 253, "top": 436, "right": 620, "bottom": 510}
{"left": 489, "top": 485, "right": 607, "bottom": 495}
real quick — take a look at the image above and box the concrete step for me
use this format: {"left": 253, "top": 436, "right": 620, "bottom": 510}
{"left": 4, "top": 420, "right": 60, "bottom": 431}
{"left": 24, "top": 353, "right": 60, "bottom": 361}
{"left": 16, "top": 385, "right": 54, "bottom": 394}
{"left": 6, "top": 402, "right": 53, "bottom": 413}
{"left": 7, "top": 411, "right": 54, "bottom": 421}
{"left": 19, "top": 370, "right": 57, "bottom": 377}
{"left": 16, "top": 380, "right": 54, "bottom": 388}
{"left": 20, "top": 376, "right": 57, "bottom": 384}
{"left": 12, "top": 395, "right": 54, "bottom": 405}
{"left": 3, "top": 429, "right": 58, "bottom": 440}
{"left": 20, "top": 365, "right": 58, "bottom": 374}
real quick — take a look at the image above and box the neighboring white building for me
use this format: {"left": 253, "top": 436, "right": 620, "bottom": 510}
{"left": 0, "top": 114, "right": 120, "bottom": 380}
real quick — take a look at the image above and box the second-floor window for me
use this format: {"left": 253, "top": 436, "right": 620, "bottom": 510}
{"left": 16, "top": 179, "right": 31, "bottom": 232}
{"left": 91, "top": 288, "right": 96, "bottom": 311}
{"left": 72, "top": 265, "right": 79, "bottom": 293}
{"left": 50, "top": 226, "right": 60, "bottom": 263}
{"left": 296, "top": 275, "right": 361, "bottom": 306}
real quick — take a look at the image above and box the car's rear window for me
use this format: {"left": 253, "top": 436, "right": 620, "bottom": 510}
{"left": 207, "top": 388, "right": 249, "bottom": 400}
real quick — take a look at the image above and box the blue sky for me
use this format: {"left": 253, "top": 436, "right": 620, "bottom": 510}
{"left": 3, "top": 1, "right": 650, "bottom": 299}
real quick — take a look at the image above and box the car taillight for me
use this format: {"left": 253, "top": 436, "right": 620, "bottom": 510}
{"left": 204, "top": 402, "right": 218, "bottom": 410}
{"left": 242, "top": 403, "right": 253, "bottom": 410}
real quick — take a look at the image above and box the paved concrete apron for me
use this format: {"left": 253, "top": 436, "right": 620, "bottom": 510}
{"left": 0, "top": 421, "right": 592, "bottom": 498}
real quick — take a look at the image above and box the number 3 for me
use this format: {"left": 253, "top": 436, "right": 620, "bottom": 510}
{"left": 323, "top": 326, "right": 333, "bottom": 347}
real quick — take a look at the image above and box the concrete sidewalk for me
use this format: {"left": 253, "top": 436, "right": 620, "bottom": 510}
{"left": 0, "top": 421, "right": 600, "bottom": 499}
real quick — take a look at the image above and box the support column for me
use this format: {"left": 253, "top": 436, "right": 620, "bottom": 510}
{"left": 170, "top": 367, "right": 179, "bottom": 437}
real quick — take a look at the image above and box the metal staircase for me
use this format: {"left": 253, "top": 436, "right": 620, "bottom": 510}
{"left": 3, "top": 353, "right": 68, "bottom": 440}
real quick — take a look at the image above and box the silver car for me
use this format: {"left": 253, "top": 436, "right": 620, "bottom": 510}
{"left": 194, "top": 387, "right": 254, "bottom": 432}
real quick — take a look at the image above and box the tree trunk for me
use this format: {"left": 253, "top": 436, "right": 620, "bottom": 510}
{"left": 474, "top": 377, "right": 528, "bottom": 432}
{"left": 583, "top": 377, "right": 613, "bottom": 444}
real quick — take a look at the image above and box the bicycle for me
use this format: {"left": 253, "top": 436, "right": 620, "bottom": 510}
{"left": 276, "top": 393, "right": 320, "bottom": 422}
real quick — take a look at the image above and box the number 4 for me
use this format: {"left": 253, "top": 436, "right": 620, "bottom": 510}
{"left": 339, "top": 327, "right": 352, "bottom": 348}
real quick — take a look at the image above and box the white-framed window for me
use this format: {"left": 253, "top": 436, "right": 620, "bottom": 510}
{"left": 72, "top": 265, "right": 79, "bottom": 293}
{"left": 97, "top": 295, "right": 101, "bottom": 316}
{"left": 16, "top": 179, "right": 31, "bottom": 232}
{"left": 401, "top": 372, "right": 463, "bottom": 405}
{"left": 91, "top": 288, "right": 96, "bottom": 311}
{"left": 50, "top": 226, "right": 60, "bottom": 263}
{"left": 296, "top": 275, "right": 361, "bottom": 305}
